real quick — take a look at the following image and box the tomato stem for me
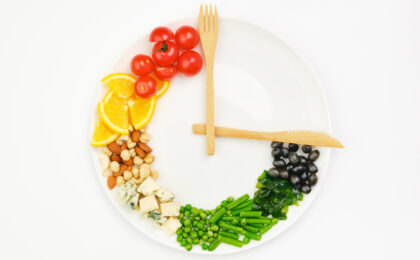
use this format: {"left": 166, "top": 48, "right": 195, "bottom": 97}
{"left": 156, "top": 41, "right": 168, "bottom": 52}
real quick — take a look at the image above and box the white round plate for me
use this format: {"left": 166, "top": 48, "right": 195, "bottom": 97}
{"left": 91, "top": 17, "right": 331, "bottom": 255}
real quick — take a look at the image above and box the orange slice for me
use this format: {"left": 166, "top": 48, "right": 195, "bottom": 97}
{"left": 128, "top": 96, "right": 157, "bottom": 130}
{"left": 150, "top": 75, "right": 170, "bottom": 99}
{"left": 103, "top": 90, "right": 126, "bottom": 106}
{"left": 91, "top": 120, "right": 119, "bottom": 146}
{"left": 98, "top": 101, "right": 130, "bottom": 134}
{"left": 102, "top": 73, "right": 136, "bottom": 99}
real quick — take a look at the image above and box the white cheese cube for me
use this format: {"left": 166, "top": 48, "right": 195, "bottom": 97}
{"left": 128, "top": 193, "right": 139, "bottom": 209}
{"left": 161, "top": 217, "right": 181, "bottom": 235}
{"left": 155, "top": 187, "right": 175, "bottom": 202}
{"left": 137, "top": 177, "right": 160, "bottom": 196}
{"left": 139, "top": 195, "right": 159, "bottom": 213}
{"left": 147, "top": 211, "right": 168, "bottom": 225}
{"left": 117, "top": 180, "right": 137, "bottom": 203}
{"left": 160, "top": 202, "right": 180, "bottom": 217}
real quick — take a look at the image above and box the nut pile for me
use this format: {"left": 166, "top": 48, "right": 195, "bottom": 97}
{"left": 99, "top": 127, "right": 158, "bottom": 189}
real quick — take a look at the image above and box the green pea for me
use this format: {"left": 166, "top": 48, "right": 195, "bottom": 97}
{"left": 177, "top": 235, "right": 183, "bottom": 242}
{"left": 182, "top": 232, "right": 188, "bottom": 238}
{"left": 176, "top": 229, "right": 182, "bottom": 235}
{"left": 205, "top": 210, "right": 211, "bottom": 215}
{"left": 202, "top": 235, "right": 208, "bottom": 241}
{"left": 178, "top": 213, "right": 184, "bottom": 219}
{"left": 205, "top": 219, "right": 210, "bottom": 225}
{"left": 184, "top": 219, "right": 192, "bottom": 227}
{"left": 191, "top": 208, "right": 199, "bottom": 216}
{"left": 180, "top": 218, "right": 185, "bottom": 225}
{"left": 211, "top": 225, "right": 219, "bottom": 231}
{"left": 210, "top": 209, "right": 216, "bottom": 215}
{"left": 185, "top": 204, "right": 192, "bottom": 210}
{"left": 185, "top": 244, "right": 192, "bottom": 251}
{"left": 180, "top": 206, "right": 185, "bottom": 213}
{"left": 180, "top": 240, "right": 187, "bottom": 247}
{"left": 213, "top": 232, "right": 218, "bottom": 238}
{"left": 207, "top": 230, "right": 214, "bottom": 237}
{"left": 194, "top": 216, "right": 200, "bottom": 221}
{"left": 198, "top": 230, "right": 204, "bottom": 237}
{"left": 200, "top": 212, "right": 207, "bottom": 219}
{"left": 187, "top": 238, "right": 193, "bottom": 244}
{"left": 193, "top": 221, "right": 198, "bottom": 227}
{"left": 208, "top": 237, "right": 214, "bottom": 243}
{"left": 202, "top": 243, "right": 209, "bottom": 250}
{"left": 190, "top": 231, "right": 198, "bottom": 238}
{"left": 184, "top": 210, "right": 191, "bottom": 216}
{"left": 227, "top": 196, "right": 234, "bottom": 202}
{"left": 197, "top": 222, "right": 204, "bottom": 229}
{"left": 192, "top": 238, "right": 200, "bottom": 245}
{"left": 207, "top": 227, "right": 211, "bottom": 231}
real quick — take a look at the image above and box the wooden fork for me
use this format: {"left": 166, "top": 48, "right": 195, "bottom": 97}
{"left": 199, "top": 4, "right": 219, "bottom": 155}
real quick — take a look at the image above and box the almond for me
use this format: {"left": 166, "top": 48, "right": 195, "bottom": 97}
{"left": 123, "top": 158, "right": 134, "bottom": 166}
{"left": 138, "top": 143, "right": 152, "bottom": 153}
{"left": 135, "top": 146, "right": 146, "bottom": 158}
{"left": 121, "top": 142, "right": 127, "bottom": 151}
{"left": 113, "top": 164, "right": 127, "bottom": 177}
{"left": 127, "top": 166, "right": 132, "bottom": 171}
{"left": 107, "top": 142, "right": 121, "bottom": 155}
{"left": 131, "top": 130, "right": 141, "bottom": 143}
{"left": 110, "top": 154, "right": 122, "bottom": 163}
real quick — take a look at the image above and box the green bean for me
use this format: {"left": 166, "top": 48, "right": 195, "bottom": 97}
{"left": 220, "top": 235, "right": 243, "bottom": 247}
{"left": 242, "top": 225, "right": 259, "bottom": 233}
{"left": 271, "top": 218, "right": 279, "bottom": 225}
{"left": 248, "top": 223, "right": 264, "bottom": 228}
{"left": 221, "top": 216, "right": 238, "bottom": 221}
{"left": 239, "top": 211, "right": 262, "bottom": 218}
{"left": 218, "top": 221, "right": 245, "bottom": 234}
{"left": 231, "top": 205, "right": 253, "bottom": 216}
{"left": 235, "top": 199, "right": 254, "bottom": 210}
{"left": 245, "top": 231, "right": 261, "bottom": 241}
{"left": 260, "top": 224, "right": 274, "bottom": 234}
{"left": 240, "top": 218, "right": 247, "bottom": 226}
{"left": 226, "top": 194, "right": 250, "bottom": 209}
{"left": 209, "top": 207, "right": 226, "bottom": 224}
{"left": 208, "top": 238, "right": 221, "bottom": 251}
{"left": 221, "top": 200, "right": 228, "bottom": 206}
{"left": 244, "top": 218, "right": 271, "bottom": 224}
{"left": 227, "top": 196, "right": 234, "bottom": 203}
{"left": 220, "top": 231, "right": 239, "bottom": 240}
{"left": 242, "top": 236, "right": 250, "bottom": 244}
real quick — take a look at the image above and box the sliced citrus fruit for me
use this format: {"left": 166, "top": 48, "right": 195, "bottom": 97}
{"left": 102, "top": 73, "right": 136, "bottom": 99}
{"left": 103, "top": 90, "right": 126, "bottom": 106}
{"left": 150, "top": 75, "right": 170, "bottom": 98}
{"left": 98, "top": 101, "right": 130, "bottom": 134}
{"left": 91, "top": 120, "right": 119, "bottom": 146}
{"left": 128, "top": 96, "right": 157, "bottom": 130}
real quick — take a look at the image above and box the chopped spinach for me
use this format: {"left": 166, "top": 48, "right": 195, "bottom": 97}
{"left": 253, "top": 170, "right": 303, "bottom": 219}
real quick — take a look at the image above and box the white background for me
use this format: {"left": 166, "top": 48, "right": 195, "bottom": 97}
{"left": 1, "top": 0, "right": 419, "bottom": 259}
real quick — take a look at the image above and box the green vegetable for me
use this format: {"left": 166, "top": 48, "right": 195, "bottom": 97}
{"left": 240, "top": 218, "right": 247, "bottom": 226}
{"left": 221, "top": 216, "right": 237, "bottom": 221}
{"left": 220, "top": 235, "right": 243, "bottom": 247}
{"left": 260, "top": 224, "right": 274, "bottom": 234}
{"left": 248, "top": 223, "right": 264, "bottom": 228}
{"left": 245, "top": 231, "right": 261, "bottom": 241}
{"left": 208, "top": 238, "right": 221, "bottom": 251}
{"left": 201, "top": 243, "right": 209, "bottom": 250}
{"left": 235, "top": 199, "right": 254, "bottom": 209}
{"left": 192, "top": 238, "right": 200, "bottom": 245}
{"left": 190, "top": 231, "right": 198, "bottom": 238}
{"left": 209, "top": 207, "right": 226, "bottom": 224}
{"left": 231, "top": 205, "right": 253, "bottom": 216}
{"left": 253, "top": 170, "right": 302, "bottom": 219}
{"left": 210, "top": 225, "right": 219, "bottom": 232}
{"left": 227, "top": 196, "right": 235, "bottom": 202}
{"left": 220, "top": 231, "right": 239, "bottom": 239}
{"left": 243, "top": 218, "right": 271, "bottom": 224}
{"left": 226, "top": 194, "right": 250, "bottom": 209}
{"left": 180, "top": 240, "right": 187, "bottom": 247}
{"left": 219, "top": 221, "right": 245, "bottom": 234}
{"left": 242, "top": 225, "right": 259, "bottom": 233}
{"left": 187, "top": 238, "right": 193, "bottom": 244}
{"left": 185, "top": 244, "right": 192, "bottom": 251}
{"left": 243, "top": 236, "right": 250, "bottom": 244}
{"left": 177, "top": 235, "right": 183, "bottom": 242}
{"left": 239, "top": 211, "right": 262, "bottom": 218}
{"left": 185, "top": 204, "right": 192, "bottom": 210}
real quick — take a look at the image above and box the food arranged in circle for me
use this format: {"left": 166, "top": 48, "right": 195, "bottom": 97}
{"left": 91, "top": 10, "right": 341, "bottom": 253}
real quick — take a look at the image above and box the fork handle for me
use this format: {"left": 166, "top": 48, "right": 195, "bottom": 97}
{"left": 205, "top": 62, "right": 215, "bottom": 155}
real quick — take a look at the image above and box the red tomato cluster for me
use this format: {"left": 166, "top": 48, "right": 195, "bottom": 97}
{"left": 131, "top": 26, "right": 203, "bottom": 98}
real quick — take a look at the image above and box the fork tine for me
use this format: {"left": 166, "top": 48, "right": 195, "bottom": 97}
{"left": 198, "top": 4, "right": 204, "bottom": 33}
{"left": 209, "top": 5, "right": 214, "bottom": 32}
{"left": 205, "top": 4, "right": 209, "bottom": 32}
{"left": 214, "top": 5, "right": 218, "bottom": 34}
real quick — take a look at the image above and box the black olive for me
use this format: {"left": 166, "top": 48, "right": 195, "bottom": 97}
{"left": 271, "top": 148, "right": 282, "bottom": 159}
{"left": 308, "top": 150, "right": 320, "bottom": 162}
{"left": 268, "top": 167, "right": 281, "bottom": 178}
{"left": 300, "top": 184, "right": 311, "bottom": 194}
{"left": 302, "top": 145, "right": 312, "bottom": 153}
{"left": 299, "top": 156, "right": 308, "bottom": 165}
{"left": 286, "top": 163, "right": 294, "bottom": 173}
{"left": 289, "top": 175, "right": 301, "bottom": 186}
{"left": 292, "top": 165, "right": 306, "bottom": 175}
{"left": 280, "top": 147, "right": 289, "bottom": 158}
{"left": 300, "top": 172, "right": 308, "bottom": 182}
{"left": 308, "top": 163, "right": 318, "bottom": 174}
{"left": 273, "top": 159, "right": 286, "bottom": 169}
{"left": 271, "top": 141, "right": 283, "bottom": 149}
{"left": 308, "top": 174, "right": 318, "bottom": 186}
{"left": 280, "top": 170, "right": 289, "bottom": 179}
{"left": 288, "top": 152, "right": 300, "bottom": 165}
{"left": 288, "top": 143, "right": 299, "bottom": 152}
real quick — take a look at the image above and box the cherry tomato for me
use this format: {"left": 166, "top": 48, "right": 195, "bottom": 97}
{"left": 134, "top": 76, "right": 157, "bottom": 98}
{"left": 130, "top": 54, "right": 154, "bottom": 77}
{"left": 177, "top": 50, "right": 203, "bottom": 76}
{"left": 150, "top": 26, "right": 174, "bottom": 42}
{"left": 154, "top": 65, "right": 177, "bottom": 80}
{"left": 175, "top": 25, "right": 200, "bottom": 50}
{"left": 152, "top": 41, "right": 179, "bottom": 66}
